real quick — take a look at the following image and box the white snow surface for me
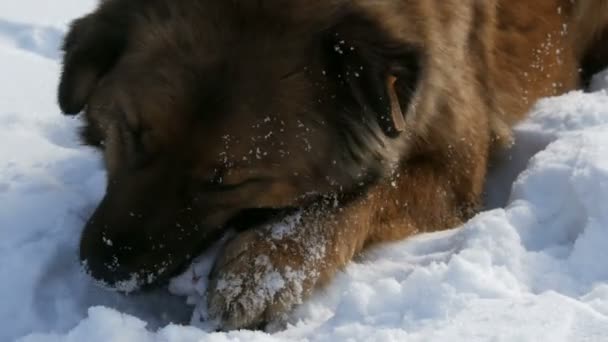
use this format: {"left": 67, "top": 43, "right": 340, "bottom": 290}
{"left": 1, "top": 2, "right": 608, "bottom": 341}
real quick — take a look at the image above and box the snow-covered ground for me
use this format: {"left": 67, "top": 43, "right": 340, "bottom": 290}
{"left": 1, "top": 2, "right": 608, "bottom": 341}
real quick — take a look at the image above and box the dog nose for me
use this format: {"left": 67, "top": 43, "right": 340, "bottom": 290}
{"left": 80, "top": 238, "right": 143, "bottom": 292}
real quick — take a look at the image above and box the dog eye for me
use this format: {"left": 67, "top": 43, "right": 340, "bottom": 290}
{"left": 198, "top": 168, "right": 267, "bottom": 192}
{"left": 279, "top": 65, "right": 308, "bottom": 81}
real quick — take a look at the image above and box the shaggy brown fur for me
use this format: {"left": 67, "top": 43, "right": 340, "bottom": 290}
{"left": 58, "top": 0, "right": 608, "bottom": 330}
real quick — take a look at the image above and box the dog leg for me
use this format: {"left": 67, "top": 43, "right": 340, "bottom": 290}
{"left": 207, "top": 147, "right": 486, "bottom": 330}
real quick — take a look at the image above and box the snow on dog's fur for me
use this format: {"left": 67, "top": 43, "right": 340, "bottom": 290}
{"left": 57, "top": 0, "right": 608, "bottom": 330}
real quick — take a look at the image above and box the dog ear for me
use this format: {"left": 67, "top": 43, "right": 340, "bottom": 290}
{"left": 58, "top": 10, "right": 128, "bottom": 115}
{"left": 326, "top": 15, "right": 421, "bottom": 137}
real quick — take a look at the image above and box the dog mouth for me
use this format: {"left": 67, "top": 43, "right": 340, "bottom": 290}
{"left": 158, "top": 207, "right": 302, "bottom": 290}
{"left": 225, "top": 207, "right": 301, "bottom": 232}
{"left": 82, "top": 207, "right": 302, "bottom": 293}
{"left": 151, "top": 209, "right": 294, "bottom": 282}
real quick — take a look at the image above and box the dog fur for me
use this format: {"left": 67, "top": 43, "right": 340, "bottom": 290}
{"left": 58, "top": 0, "right": 608, "bottom": 330}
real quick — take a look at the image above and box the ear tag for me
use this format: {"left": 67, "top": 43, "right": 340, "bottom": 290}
{"left": 387, "top": 75, "right": 406, "bottom": 132}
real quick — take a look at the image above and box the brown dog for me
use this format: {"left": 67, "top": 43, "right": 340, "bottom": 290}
{"left": 58, "top": 0, "right": 608, "bottom": 330}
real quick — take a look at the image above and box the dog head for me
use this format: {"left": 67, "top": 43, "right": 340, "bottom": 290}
{"left": 59, "top": 0, "right": 423, "bottom": 290}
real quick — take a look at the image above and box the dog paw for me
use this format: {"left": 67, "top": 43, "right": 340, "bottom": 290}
{"left": 207, "top": 225, "right": 323, "bottom": 330}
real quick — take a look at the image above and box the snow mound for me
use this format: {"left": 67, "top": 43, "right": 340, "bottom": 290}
{"left": 1, "top": 3, "right": 607, "bottom": 341}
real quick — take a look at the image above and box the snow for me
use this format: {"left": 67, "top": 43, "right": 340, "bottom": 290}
{"left": 1, "top": 2, "right": 608, "bottom": 341}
